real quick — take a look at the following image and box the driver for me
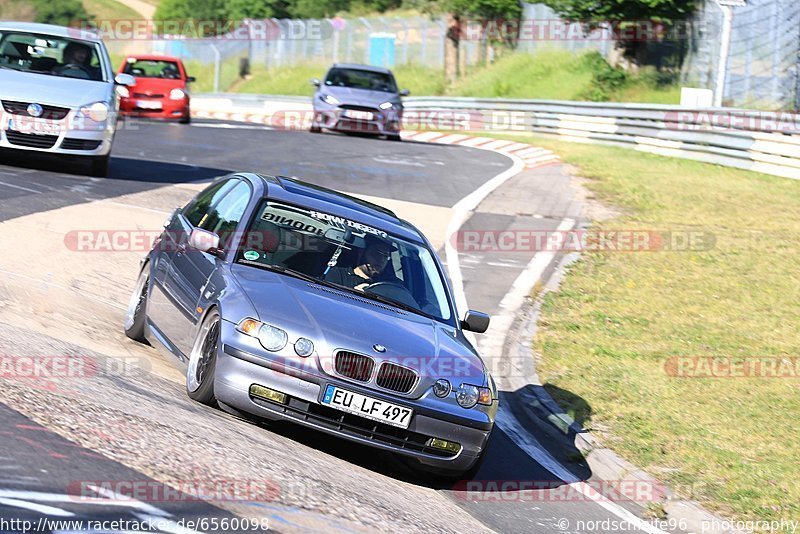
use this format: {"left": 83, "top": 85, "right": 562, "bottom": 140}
{"left": 53, "top": 42, "right": 98, "bottom": 79}
{"left": 62, "top": 41, "right": 91, "bottom": 66}
{"left": 324, "top": 234, "right": 394, "bottom": 291}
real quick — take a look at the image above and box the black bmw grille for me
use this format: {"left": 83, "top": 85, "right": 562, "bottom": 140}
{"left": 5, "top": 131, "right": 58, "bottom": 149}
{"left": 335, "top": 351, "right": 374, "bottom": 382}
{"left": 376, "top": 362, "right": 418, "bottom": 394}
{"left": 2, "top": 100, "right": 70, "bottom": 120}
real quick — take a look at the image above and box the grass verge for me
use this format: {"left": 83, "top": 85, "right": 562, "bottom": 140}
{"left": 82, "top": 0, "right": 140, "bottom": 21}
{"left": 229, "top": 51, "right": 679, "bottom": 104}
{"left": 482, "top": 133, "right": 800, "bottom": 525}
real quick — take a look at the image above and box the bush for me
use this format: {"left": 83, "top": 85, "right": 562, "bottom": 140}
{"left": 31, "top": 0, "right": 91, "bottom": 26}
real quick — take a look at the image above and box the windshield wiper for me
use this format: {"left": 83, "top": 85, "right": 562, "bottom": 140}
{"left": 240, "top": 261, "right": 352, "bottom": 292}
{"left": 358, "top": 290, "right": 430, "bottom": 317}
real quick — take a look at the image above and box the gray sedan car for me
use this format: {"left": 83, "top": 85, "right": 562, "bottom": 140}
{"left": 310, "top": 63, "right": 408, "bottom": 141}
{"left": 125, "top": 173, "right": 496, "bottom": 477}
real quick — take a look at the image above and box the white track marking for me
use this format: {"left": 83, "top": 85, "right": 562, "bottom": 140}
{"left": 85, "top": 485, "right": 169, "bottom": 517}
{"left": 495, "top": 411, "right": 667, "bottom": 534}
{"left": 443, "top": 149, "right": 666, "bottom": 534}
{"left": 0, "top": 496, "right": 74, "bottom": 517}
{"left": 445, "top": 152, "right": 525, "bottom": 316}
{"left": 0, "top": 180, "right": 41, "bottom": 193}
{"left": 189, "top": 122, "right": 273, "bottom": 130}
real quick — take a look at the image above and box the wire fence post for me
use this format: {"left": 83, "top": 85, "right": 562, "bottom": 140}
{"left": 209, "top": 43, "right": 220, "bottom": 93}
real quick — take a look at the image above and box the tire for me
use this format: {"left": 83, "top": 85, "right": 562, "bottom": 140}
{"left": 310, "top": 124, "right": 322, "bottom": 133}
{"left": 180, "top": 113, "right": 191, "bottom": 124}
{"left": 186, "top": 310, "right": 220, "bottom": 406}
{"left": 387, "top": 134, "right": 402, "bottom": 142}
{"left": 124, "top": 264, "right": 150, "bottom": 343}
{"left": 89, "top": 154, "right": 109, "bottom": 177}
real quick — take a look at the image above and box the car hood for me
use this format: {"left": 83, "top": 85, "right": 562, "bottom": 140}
{"left": 126, "top": 77, "right": 186, "bottom": 95}
{"left": 0, "top": 69, "right": 111, "bottom": 108}
{"left": 322, "top": 86, "right": 399, "bottom": 107}
{"left": 231, "top": 264, "right": 485, "bottom": 389}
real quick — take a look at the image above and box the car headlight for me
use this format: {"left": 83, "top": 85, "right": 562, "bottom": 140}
{"left": 379, "top": 101, "right": 394, "bottom": 110}
{"left": 236, "top": 318, "right": 288, "bottom": 352}
{"left": 320, "top": 94, "right": 340, "bottom": 105}
{"left": 258, "top": 324, "right": 288, "bottom": 352}
{"left": 79, "top": 102, "right": 109, "bottom": 122}
{"left": 456, "top": 383, "right": 492, "bottom": 408}
{"left": 433, "top": 379, "right": 451, "bottom": 398}
{"left": 169, "top": 88, "right": 186, "bottom": 100}
{"left": 294, "top": 337, "right": 314, "bottom": 357}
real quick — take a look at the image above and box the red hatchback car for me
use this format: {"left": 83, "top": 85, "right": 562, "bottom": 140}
{"left": 118, "top": 55, "right": 194, "bottom": 123}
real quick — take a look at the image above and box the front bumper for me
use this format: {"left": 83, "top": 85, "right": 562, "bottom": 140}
{"left": 0, "top": 109, "right": 113, "bottom": 156}
{"left": 119, "top": 97, "right": 190, "bottom": 121}
{"left": 313, "top": 104, "right": 401, "bottom": 135}
{"left": 214, "top": 324, "right": 494, "bottom": 472}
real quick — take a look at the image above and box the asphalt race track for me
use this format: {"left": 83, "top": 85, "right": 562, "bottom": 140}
{"left": 0, "top": 120, "right": 685, "bottom": 533}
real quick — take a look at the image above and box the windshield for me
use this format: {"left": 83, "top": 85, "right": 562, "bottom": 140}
{"left": 236, "top": 201, "right": 453, "bottom": 324}
{"left": 0, "top": 31, "right": 106, "bottom": 82}
{"left": 123, "top": 58, "right": 182, "bottom": 79}
{"left": 324, "top": 67, "right": 397, "bottom": 93}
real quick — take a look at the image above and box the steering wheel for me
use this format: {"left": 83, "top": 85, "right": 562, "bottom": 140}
{"left": 363, "top": 281, "right": 418, "bottom": 308}
{"left": 53, "top": 63, "right": 92, "bottom": 79}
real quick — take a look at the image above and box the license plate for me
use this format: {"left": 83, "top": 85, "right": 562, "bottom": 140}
{"left": 343, "top": 109, "right": 373, "bottom": 121}
{"left": 322, "top": 384, "right": 412, "bottom": 429}
{"left": 8, "top": 117, "right": 61, "bottom": 136}
{"left": 136, "top": 100, "right": 162, "bottom": 110}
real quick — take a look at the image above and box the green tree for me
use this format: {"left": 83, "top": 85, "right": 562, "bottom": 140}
{"left": 412, "top": 0, "right": 522, "bottom": 83}
{"left": 31, "top": 0, "right": 91, "bottom": 26}
{"left": 541, "top": 0, "right": 698, "bottom": 68}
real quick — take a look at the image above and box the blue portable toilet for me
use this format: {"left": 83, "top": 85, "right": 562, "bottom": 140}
{"left": 368, "top": 33, "right": 396, "bottom": 67}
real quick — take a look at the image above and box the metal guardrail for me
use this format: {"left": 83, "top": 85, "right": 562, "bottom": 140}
{"left": 192, "top": 93, "right": 800, "bottom": 180}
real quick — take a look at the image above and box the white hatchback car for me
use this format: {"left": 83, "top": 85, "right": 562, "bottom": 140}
{"left": 0, "top": 22, "right": 134, "bottom": 176}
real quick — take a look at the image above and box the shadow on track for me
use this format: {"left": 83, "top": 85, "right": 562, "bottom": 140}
{"left": 0, "top": 150, "right": 229, "bottom": 185}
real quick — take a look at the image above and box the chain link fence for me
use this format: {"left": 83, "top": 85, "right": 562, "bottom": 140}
{"left": 682, "top": 0, "right": 800, "bottom": 110}
{"left": 104, "top": 1, "right": 800, "bottom": 108}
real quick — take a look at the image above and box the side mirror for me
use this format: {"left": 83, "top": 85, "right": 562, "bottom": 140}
{"left": 114, "top": 73, "right": 135, "bottom": 86}
{"left": 310, "top": 78, "right": 321, "bottom": 87}
{"left": 461, "top": 310, "right": 490, "bottom": 333}
{"left": 186, "top": 76, "right": 196, "bottom": 83}
{"left": 188, "top": 228, "right": 222, "bottom": 256}
{"left": 399, "top": 89, "right": 410, "bottom": 97}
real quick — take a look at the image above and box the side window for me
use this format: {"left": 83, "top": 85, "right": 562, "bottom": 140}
{"left": 200, "top": 180, "right": 251, "bottom": 242}
{"left": 183, "top": 179, "right": 238, "bottom": 227}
